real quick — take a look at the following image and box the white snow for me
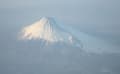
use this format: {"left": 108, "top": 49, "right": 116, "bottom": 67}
{"left": 19, "top": 17, "right": 82, "bottom": 48}
{"left": 18, "top": 17, "right": 120, "bottom": 54}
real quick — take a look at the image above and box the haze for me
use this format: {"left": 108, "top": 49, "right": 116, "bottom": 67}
{"left": 0, "top": 0, "right": 120, "bottom": 74}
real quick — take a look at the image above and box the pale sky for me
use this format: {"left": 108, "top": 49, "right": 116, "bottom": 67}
{"left": 0, "top": 0, "right": 120, "bottom": 74}
{"left": 0, "top": 0, "right": 120, "bottom": 44}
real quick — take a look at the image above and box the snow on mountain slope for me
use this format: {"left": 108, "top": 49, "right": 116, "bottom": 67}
{"left": 63, "top": 25, "right": 120, "bottom": 54}
{"left": 18, "top": 17, "right": 120, "bottom": 54}
{"left": 18, "top": 17, "right": 82, "bottom": 48}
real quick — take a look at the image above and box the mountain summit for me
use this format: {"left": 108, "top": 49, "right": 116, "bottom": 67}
{"left": 19, "top": 17, "right": 82, "bottom": 48}
{"left": 18, "top": 17, "right": 120, "bottom": 54}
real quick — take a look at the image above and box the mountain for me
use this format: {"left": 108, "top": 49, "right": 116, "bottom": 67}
{"left": 18, "top": 17, "right": 120, "bottom": 54}
{"left": 0, "top": 17, "right": 120, "bottom": 74}
{"left": 18, "top": 17, "right": 82, "bottom": 49}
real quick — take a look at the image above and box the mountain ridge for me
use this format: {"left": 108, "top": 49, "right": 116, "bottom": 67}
{"left": 18, "top": 17, "right": 120, "bottom": 54}
{"left": 19, "top": 17, "right": 82, "bottom": 48}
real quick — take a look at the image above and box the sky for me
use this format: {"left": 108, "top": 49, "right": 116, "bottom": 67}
{"left": 0, "top": 0, "right": 120, "bottom": 44}
{"left": 0, "top": 0, "right": 120, "bottom": 74}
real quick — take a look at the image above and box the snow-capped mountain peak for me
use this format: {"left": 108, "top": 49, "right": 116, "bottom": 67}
{"left": 18, "top": 17, "right": 82, "bottom": 48}
{"left": 17, "top": 17, "right": 120, "bottom": 54}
